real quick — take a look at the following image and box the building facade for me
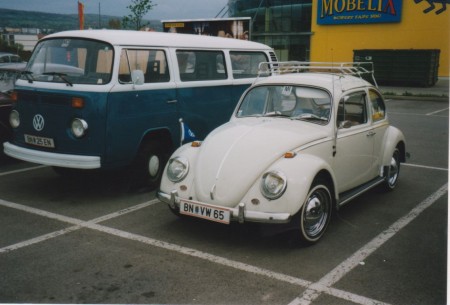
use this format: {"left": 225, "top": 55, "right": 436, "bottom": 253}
{"left": 229, "top": 0, "right": 449, "bottom": 77}
{"left": 228, "top": 0, "right": 313, "bottom": 61}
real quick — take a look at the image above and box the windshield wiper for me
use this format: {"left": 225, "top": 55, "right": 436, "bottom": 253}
{"left": 21, "top": 71, "right": 34, "bottom": 83}
{"left": 43, "top": 72, "right": 73, "bottom": 87}
{"left": 264, "top": 111, "right": 290, "bottom": 117}
{"left": 293, "top": 113, "right": 328, "bottom": 121}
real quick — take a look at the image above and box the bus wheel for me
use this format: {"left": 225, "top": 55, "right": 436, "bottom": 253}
{"left": 134, "top": 141, "right": 166, "bottom": 189}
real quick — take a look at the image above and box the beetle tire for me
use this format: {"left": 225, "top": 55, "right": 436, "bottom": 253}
{"left": 383, "top": 148, "right": 401, "bottom": 191}
{"left": 298, "top": 179, "right": 332, "bottom": 244}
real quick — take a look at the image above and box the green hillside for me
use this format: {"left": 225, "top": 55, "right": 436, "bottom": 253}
{"left": 0, "top": 8, "right": 162, "bottom": 33}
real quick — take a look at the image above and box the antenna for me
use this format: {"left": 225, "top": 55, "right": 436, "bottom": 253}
{"left": 98, "top": 2, "right": 101, "bottom": 28}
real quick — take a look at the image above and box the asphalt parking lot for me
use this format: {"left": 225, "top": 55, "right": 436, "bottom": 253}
{"left": 0, "top": 98, "right": 447, "bottom": 305}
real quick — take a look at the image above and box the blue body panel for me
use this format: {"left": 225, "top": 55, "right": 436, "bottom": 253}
{"left": 10, "top": 83, "right": 250, "bottom": 169}
{"left": 12, "top": 86, "right": 107, "bottom": 157}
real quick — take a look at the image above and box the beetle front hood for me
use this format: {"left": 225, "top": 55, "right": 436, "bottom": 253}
{"left": 193, "top": 118, "right": 328, "bottom": 206}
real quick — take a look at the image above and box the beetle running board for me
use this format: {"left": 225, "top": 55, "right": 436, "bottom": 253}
{"left": 337, "top": 176, "right": 385, "bottom": 209}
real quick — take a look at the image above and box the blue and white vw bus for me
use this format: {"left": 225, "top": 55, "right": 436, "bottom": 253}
{"left": 4, "top": 30, "right": 276, "bottom": 186}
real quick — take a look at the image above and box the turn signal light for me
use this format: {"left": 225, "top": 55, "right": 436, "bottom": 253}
{"left": 284, "top": 151, "right": 297, "bottom": 158}
{"left": 71, "top": 97, "right": 85, "bottom": 109}
{"left": 191, "top": 141, "right": 202, "bottom": 147}
{"left": 10, "top": 91, "right": 18, "bottom": 102}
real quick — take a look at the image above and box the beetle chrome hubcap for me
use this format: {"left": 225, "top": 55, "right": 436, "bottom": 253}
{"left": 388, "top": 155, "right": 399, "bottom": 187}
{"left": 303, "top": 187, "right": 330, "bottom": 238}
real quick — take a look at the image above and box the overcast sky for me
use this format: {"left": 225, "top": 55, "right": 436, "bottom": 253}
{"left": 0, "top": 0, "right": 229, "bottom": 20}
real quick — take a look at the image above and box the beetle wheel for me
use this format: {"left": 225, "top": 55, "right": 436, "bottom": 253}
{"left": 299, "top": 180, "right": 332, "bottom": 244}
{"left": 383, "top": 148, "right": 400, "bottom": 191}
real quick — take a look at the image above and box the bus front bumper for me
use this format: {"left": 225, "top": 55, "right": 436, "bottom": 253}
{"left": 3, "top": 142, "right": 101, "bottom": 169}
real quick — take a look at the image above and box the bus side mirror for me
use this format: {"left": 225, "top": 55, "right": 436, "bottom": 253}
{"left": 131, "top": 70, "right": 144, "bottom": 86}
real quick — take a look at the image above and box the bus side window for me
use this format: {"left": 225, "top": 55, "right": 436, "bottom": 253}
{"left": 177, "top": 50, "right": 227, "bottom": 82}
{"left": 119, "top": 49, "right": 170, "bottom": 84}
{"left": 230, "top": 51, "right": 268, "bottom": 79}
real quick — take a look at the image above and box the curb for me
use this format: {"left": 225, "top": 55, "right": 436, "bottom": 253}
{"left": 383, "top": 94, "right": 449, "bottom": 102}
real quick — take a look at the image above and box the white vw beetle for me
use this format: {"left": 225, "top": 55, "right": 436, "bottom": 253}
{"left": 158, "top": 62, "right": 406, "bottom": 244}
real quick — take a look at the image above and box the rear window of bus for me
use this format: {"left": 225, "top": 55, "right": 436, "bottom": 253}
{"left": 230, "top": 51, "right": 268, "bottom": 79}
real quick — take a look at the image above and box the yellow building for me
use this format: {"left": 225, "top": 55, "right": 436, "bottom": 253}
{"left": 310, "top": 0, "right": 449, "bottom": 78}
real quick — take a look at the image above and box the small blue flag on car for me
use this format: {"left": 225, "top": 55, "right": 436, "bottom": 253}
{"left": 179, "top": 118, "right": 196, "bottom": 145}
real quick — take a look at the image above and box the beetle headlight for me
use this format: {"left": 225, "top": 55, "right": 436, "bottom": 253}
{"left": 260, "top": 171, "right": 287, "bottom": 200}
{"left": 9, "top": 110, "right": 20, "bottom": 128}
{"left": 167, "top": 156, "right": 189, "bottom": 182}
{"left": 71, "top": 118, "right": 88, "bottom": 138}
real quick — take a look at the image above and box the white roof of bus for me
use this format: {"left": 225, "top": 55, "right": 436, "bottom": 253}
{"left": 45, "top": 30, "right": 273, "bottom": 50}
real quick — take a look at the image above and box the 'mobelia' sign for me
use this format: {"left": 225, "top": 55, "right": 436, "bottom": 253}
{"left": 317, "top": 0, "right": 402, "bottom": 25}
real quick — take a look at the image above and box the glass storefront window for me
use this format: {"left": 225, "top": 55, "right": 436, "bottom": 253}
{"left": 228, "top": 0, "right": 312, "bottom": 61}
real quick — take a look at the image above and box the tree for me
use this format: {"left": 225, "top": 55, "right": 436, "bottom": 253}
{"left": 109, "top": 18, "right": 122, "bottom": 29}
{"left": 122, "top": 0, "right": 155, "bottom": 30}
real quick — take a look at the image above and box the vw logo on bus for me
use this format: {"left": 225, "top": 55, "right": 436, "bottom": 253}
{"left": 33, "top": 114, "right": 45, "bottom": 131}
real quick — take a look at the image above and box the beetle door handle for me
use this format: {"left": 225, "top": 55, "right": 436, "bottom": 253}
{"left": 366, "top": 131, "right": 376, "bottom": 137}
{"left": 167, "top": 100, "right": 178, "bottom": 104}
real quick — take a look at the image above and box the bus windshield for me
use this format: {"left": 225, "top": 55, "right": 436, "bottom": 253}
{"left": 23, "top": 38, "right": 114, "bottom": 85}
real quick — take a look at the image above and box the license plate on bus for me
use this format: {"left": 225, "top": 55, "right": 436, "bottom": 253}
{"left": 179, "top": 199, "right": 231, "bottom": 224}
{"left": 24, "top": 134, "right": 55, "bottom": 148}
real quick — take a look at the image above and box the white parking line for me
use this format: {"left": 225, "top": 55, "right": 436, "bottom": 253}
{"left": 427, "top": 107, "right": 449, "bottom": 116}
{"left": 404, "top": 163, "right": 448, "bottom": 171}
{"left": 288, "top": 183, "right": 448, "bottom": 305}
{"left": 0, "top": 165, "right": 47, "bottom": 177}
{"left": 0, "top": 184, "right": 447, "bottom": 305}
{"left": 0, "top": 199, "right": 159, "bottom": 254}
{"left": 389, "top": 111, "right": 448, "bottom": 117}
{"left": 0, "top": 198, "right": 312, "bottom": 288}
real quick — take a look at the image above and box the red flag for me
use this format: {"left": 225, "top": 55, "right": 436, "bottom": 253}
{"left": 78, "top": 1, "right": 84, "bottom": 30}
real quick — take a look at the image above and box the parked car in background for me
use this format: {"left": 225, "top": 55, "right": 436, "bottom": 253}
{"left": 0, "top": 91, "right": 13, "bottom": 160}
{"left": 0, "top": 65, "right": 24, "bottom": 160}
{"left": 0, "top": 52, "right": 24, "bottom": 65}
{"left": 158, "top": 62, "right": 406, "bottom": 244}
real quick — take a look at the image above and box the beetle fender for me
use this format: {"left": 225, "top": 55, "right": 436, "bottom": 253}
{"left": 240, "top": 153, "right": 337, "bottom": 217}
{"left": 159, "top": 142, "right": 200, "bottom": 195}
{"left": 381, "top": 126, "right": 406, "bottom": 166}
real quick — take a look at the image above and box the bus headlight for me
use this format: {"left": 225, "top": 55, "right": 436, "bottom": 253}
{"left": 167, "top": 156, "right": 189, "bottom": 182}
{"left": 71, "top": 118, "right": 88, "bottom": 138}
{"left": 260, "top": 171, "right": 287, "bottom": 200}
{"left": 9, "top": 110, "right": 20, "bottom": 128}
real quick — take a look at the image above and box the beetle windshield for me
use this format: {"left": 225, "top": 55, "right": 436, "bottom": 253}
{"left": 22, "top": 38, "right": 113, "bottom": 85}
{"left": 236, "top": 85, "right": 331, "bottom": 124}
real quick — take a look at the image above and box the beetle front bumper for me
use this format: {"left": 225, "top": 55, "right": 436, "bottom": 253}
{"left": 157, "top": 190, "right": 292, "bottom": 224}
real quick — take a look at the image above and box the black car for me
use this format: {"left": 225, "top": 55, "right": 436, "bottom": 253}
{"left": 0, "top": 65, "right": 24, "bottom": 160}
{"left": 0, "top": 91, "right": 13, "bottom": 159}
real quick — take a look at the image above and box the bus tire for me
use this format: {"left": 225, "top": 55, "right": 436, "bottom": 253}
{"left": 134, "top": 140, "right": 166, "bottom": 189}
